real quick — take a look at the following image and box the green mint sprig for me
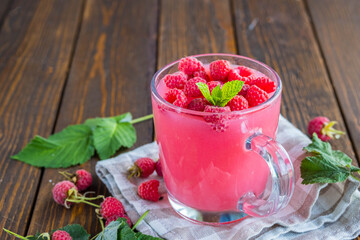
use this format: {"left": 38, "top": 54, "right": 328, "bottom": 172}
{"left": 300, "top": 133, "right": 360, "bottom": 184}
{"left": 196, "top": 80, "right": 244, "bottom": 107}
{"left": 11, "top": 113, "right": 153, "bottom": 168}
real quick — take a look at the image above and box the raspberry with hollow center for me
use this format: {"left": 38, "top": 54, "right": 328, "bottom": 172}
{"left": 238, "top": 83, "right": 250, "bottom": 97}
{"left": 165, "top": 89, "right": 188, "bottom": 108}
{"left": 228, "top": 66, "right": 253, "bottom": 83}
{"left": 162, "top": 71, "right": 188, "bottom": 89}
{"left": 210, "top": 60, "right": 231, "bottom": 81}
{"left": 184, "top": 77, "right": 207, "bottom": 97}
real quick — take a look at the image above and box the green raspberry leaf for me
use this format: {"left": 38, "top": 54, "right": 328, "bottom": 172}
{"left": 300, "top": 155, "right": 350, "bottom": 184}
{"left": 117, "top": 220, "right": 137, "bottom": 240}
{"left": 56, "top": 224, "right": 90, "bottom": 240}
{"left": 135, "top": 232, "right": 163, "bottom": 240}
{"left": 218, "top": 80, "right": 244, "bottom": 107}
{"left": 11, "top": 125, "right": 94, "bottom": 168}
{"left": 93, "top": 118, "right": 136, "bottom": 159}
{"left": 196, "top": 82, "right": 215, "bottom": 105}
{"left": 85, "top": 113, "right": 133, "bottom": 130}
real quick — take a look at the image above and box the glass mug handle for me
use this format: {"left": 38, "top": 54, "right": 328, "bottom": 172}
{"left": 238, "top": 133, "right": 295, "bottom": 217}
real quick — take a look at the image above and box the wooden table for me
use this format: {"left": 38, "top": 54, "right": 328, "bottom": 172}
{"left": 0, "top": 0, "right": 359, "bottom": 239}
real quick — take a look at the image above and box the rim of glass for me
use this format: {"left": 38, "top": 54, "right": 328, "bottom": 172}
{"left": 151, "top": 53, "right": 282, "bottom": 116}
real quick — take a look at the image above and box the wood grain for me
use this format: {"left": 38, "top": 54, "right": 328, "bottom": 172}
{"left": 232, "top": 0, "right": 357, "bottom": 163}
{"left": 158, "top": 0, "right": 237, "bottom": 68}
{"left": 27, "top": 0, "right": 158, "bottom": 237}
{"left": 0, "top": 0, "right": 83, "bottom": 238}
{"left": 306, "top": 0, "right": 360, "bottom": 163}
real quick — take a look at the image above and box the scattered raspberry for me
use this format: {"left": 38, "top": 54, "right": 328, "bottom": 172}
{"left": 138, "top": 180, "right": 160, "bottom": 202}
{"left": 52, "top": 230, "right": 72, "bottom": 240}
{"left": 207, "top": 81, "right": 222, "bottom": 93}
{"left": 210, "top": 60, "right": 231, "bottom": 81}
{"left": 226, "top": 95, "right": 249, "bottom": 111}
{"left": 155, "top": 160, "right": 163, "bottom": 177}
{"left": 238, "top": 83, "right": 250, "bottom": 97}
{"left": 165, "top": 89, "right": 188, "bottom": 108}
{"left": 204, "top": 105, "right": 231, "bottom": 132}
{"left": 250, "top": 76, "right": 276, "bottom": 93}
{"left": 308, "top": 116, "right": 345, "bottom": 141}
{"left": 184, "top": 77, "right": 207, "bottom": 97}
{"left": 178, "top": 57, "right": 205, "bottom": 76}
{"left": 246, "top": 85, "right": 269, "bottom": 107}
{"left": 128, "top": 158, "right": 156, "bottom": 178}
{"left": 52, "top": 181, "right": 78, "bottom": 206}
{"left": 100, "top": 197, "right": 125, "bottom": 220}
{"left": 228, "top": 66, "right": 253, "bottom": 83}
{"left": 74, "top": 169, "right": 92, "bottom": 192}
{"left": 105, "top": 214, "right": 132, "bottom": 227}
{"left": 187, "top": 98, "right": 209, "bottom": 111}
{"left": 162, "top": 71, "right": 187, "bottom": 89}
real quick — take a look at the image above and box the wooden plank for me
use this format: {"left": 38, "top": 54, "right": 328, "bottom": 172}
{"left": 0, "top": 0, "right": 11, "bottom": 25}
{"left": 27, "top": 0, "right": 158, "bottom": 237}
{"left": 158, "top": 0, "right": 237, "bottom": 67}
{"left": 232, "top": 0, "right": 357, "bottom": 162}
{"left": 306, "top": 0, "right": 360, "bottom": 162}
{"left": 0, "top": 0, "right": 83, "bottom": 238}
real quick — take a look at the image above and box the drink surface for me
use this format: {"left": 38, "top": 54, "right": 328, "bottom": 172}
{"left": 152, "top": 64, "right": 281, "bottom": 212}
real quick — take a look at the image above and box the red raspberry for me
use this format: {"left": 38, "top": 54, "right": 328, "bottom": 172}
{"left": 105, "top": 214, "right": 132, "bottom": 227}
{"left": 74, "top": 169, "right": 92, "bottom": 192}
{"left": 165, "top": 89, "right": 188, "bottom": 108}
{"left": 184, "top": 77, "right": 207, "bottom": 97}
{"left": 128, "top": 157, "right": 156, "bottom": 178}
{"left": 193, "top": 70, "right": 210, "bottom": 81}
{"left": 178, "top": 57, "right": 205, "bottom": 76}
{"left": 228, "top": 66, "right": 253, "bottom": 83}
{"left": 204, "top": 105, "right": 231, "bottom": 132}
{"left": 187, "top": 98, "right": 209, "bottom": 111}
{"left": 308, "top": 116, "right": 345, "bottom": 141}
{"left": 250, "top": 76, "right": 276, "bottom": 93}
{"left": 226, "top": 95, "right": 249, "bottom": 111}
{"left": 162, "top": 71, "right": 187, "bottom": 89}
{"left": 155, "top": 160, "right": 163, "bottom": 177}
{"left": 52, "top": 230, "right": 72, "bottom": 240}
{"left": 207, "top": 81, "right": 222, "bottom": 93}
{"left": 210, "top": 60, "right": 231, "bottom": 81}
{"left": 246, "top": 85, "right": 269, "bottom": 107}
{"left": 138, "top": 180, "right": 160, "bottom": 202}
{"left": 52, "top": 181, "right": 78, "bottom": 206}
{"left": 100, "top": 197, "right": 125, "bottom": 219}
{"left": 238, "top": 84, "right": 250, "bottom": 97}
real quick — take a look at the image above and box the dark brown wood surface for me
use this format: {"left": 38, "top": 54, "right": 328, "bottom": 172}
{"left": 27, "top": 0, "right": 158, "bottom": 237}
{"left": 0, "top": 0, "right": 83, "bottom": 239}
{"left": 0, "top": 0, "right": 358, "bottom": 239}
{"left": 306, "top": 0, "right": 360, "bottom": 160}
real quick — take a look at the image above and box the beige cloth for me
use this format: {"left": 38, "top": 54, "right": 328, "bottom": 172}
{"left": 96, "top": 116, "right": 360, "bottom": 239}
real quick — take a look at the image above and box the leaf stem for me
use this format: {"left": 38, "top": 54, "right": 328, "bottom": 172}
{"left": 130, "top": 114, "right": 153, "bottom": 125}
{"left": 351, "top": 173, "right": 360, "bottom": 182}
{"left": 3, "top": 228, "right": 28, "bottom": 240}
{"left": 132, "top": 210, "right": 149, "bottom": 231}
{"left": 66, "top": 199, "right": 101, "bottom": 208}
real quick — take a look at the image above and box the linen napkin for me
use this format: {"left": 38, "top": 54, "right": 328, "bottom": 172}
{"left": 96, "top": 116, "right": 360, "bottom": 240}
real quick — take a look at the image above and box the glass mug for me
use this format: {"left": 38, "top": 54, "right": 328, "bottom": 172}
{"left": 151, "top": 54, "right": 294, "bottom": 224}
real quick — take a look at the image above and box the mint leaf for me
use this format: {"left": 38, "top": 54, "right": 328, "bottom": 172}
{"left": 211, "top": 85, "right": 222, "bottom": 104}
{"left": 56, "top": 224, "right": 90, "bottom": 240}
{"left": 93, "top": 118, "right": 136, "bottom": 159}
{"left": 12, "top": 125, "right": 94, "bottom": 168}
{"left": 300, "top": 155, "right": 350, "bottom": 184}
{"left": 196, "top": 82, "right": 215, "bottom": 105}
{"left": 218, "top": 80, "right": 244, "bottom": 107}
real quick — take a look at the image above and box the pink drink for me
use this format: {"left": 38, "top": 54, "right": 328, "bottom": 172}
{"left": 151, "top": 54, "right": 293, "bottom": 223}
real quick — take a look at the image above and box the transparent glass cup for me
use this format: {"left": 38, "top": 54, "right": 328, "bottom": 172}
{"left": 151, "top": 54, "right": 294, "bottom": 224}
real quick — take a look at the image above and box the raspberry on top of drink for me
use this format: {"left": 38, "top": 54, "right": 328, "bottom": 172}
{"left": 159, "top": 56, "right": 277, "bottom": 111}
